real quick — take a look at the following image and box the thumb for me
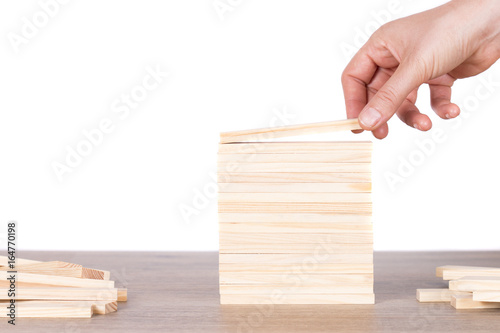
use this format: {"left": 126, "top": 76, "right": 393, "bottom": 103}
{"left": 358, "top": 63, "right": 421, "bottom": 130}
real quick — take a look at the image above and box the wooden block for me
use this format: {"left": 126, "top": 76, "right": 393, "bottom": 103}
{"left": 0, "top": 302, "right": 93, "bottom": 318}
{"left": 219, "top": 273, "right": 373, "bottom": 285}
{"left": 473, "top": 290, "right": 500, "bottom": 302}
{"left": 218, "top": 172, "right": 371, "bottom": 183}
{"left": 118, "top": 288, "right": 128, "bottom": 302}
{"left": 219, "top": 242, "right": 373, "bottom": 254}
{"left": 220, "top": 232, "right": 373, "bottom": 244}
{"left": 218, "top": 202, "right": 372, "bottom": 214}
{"left": 0, "top": 288, "right": 118, "bottom": 301}
{"left": 0, "top": 272, "right": 114, "bottom": 289}
{"left": 219, "top": 253, "right": 373, "bottom": 265}
{"left": 441, "top": 267, "right": 500, "bottom": 280}
{"left": 451, "top": 294, "right": 500, "bottom": 309}
{"left": 3, "top": 300, "right": 118, "bottom": 315}
{"left": 220, "top": 284, "right": 373, "bottom": 294}
{"left": 218, "top": 152, "right": 372, "bottom": 163}
{"left": 437, "top": 265, "right": 500, "bottom": 278}
{"left": 82, "top": 267, "right": 111, "bottom": 280}
{"left": 218, "top": 162, "right": 370, "bottom": 173}
{"left": 449, "top": 276, "right": 500, "bottom": 292}
{"left": 416, "top": 289, "right": 471, "bottom": 302}
{"left": 0, "top": 261, "right": 83, "bottom": 278}
{"left": 218, "top": 142, "right": 372, "bottom": 154}
{"left": 219, "top": 222, "right": 372, "bottom": 234}
{"left": 219, "top": 182, "right": 371, "bottom": 193}
{"left": 219, "top": 213, "right": 372, "bottom": 223}
{"left": 219, "top": 263, "right": 373, "bottom": 274}
{"left": 218, "top": 192, "right": 371, "bottom": 203}
{"left": 220, "top": 119, "right": 363, "bottom": 143}
{"left": 220, "top": 293, "right": 375, "bottom": 304}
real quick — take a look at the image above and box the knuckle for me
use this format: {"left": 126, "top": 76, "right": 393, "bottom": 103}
{"left": 376, "top": 85, "right": 399, "bottom": 108}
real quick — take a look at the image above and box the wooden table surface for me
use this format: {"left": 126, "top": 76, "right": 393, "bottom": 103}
{"left": 5, "top": 251, "right": 500, "bottom": 332}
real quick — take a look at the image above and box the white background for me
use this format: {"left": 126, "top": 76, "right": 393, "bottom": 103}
{"left": 1, "top": 0, "right": 499, "bottom": 252}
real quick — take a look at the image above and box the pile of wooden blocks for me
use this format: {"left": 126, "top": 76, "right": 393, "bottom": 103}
{"left": 0, "top": 256, "right": 127, "bottom": 318}
{"left": 417, "top": 265, "right": 500, "bottom": 309}
{"left": 218, "top": 141, "right": 374, "bottom": 304}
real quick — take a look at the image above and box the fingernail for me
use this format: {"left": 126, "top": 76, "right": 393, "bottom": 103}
{"left": 359, "top": 108, "right": 382, "bottom": 128}
{"left": 445, "top": 113, "right": 451, "bottom": 119}
{"left": 414, "top": 123, "right": 420, "bottom": 130}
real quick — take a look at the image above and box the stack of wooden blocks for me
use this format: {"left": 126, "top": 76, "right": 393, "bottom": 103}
{"left": 417, "top": 265, "right": 500, "bottom": 309}
{"left": 0, "top": 256, "right": 127, "bottom": 318}
{"left": 218, "top": 141, "right": 374, "bottom": 304}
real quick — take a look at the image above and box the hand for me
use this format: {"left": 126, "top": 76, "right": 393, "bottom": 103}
{"left": 341, "top": 0, "right": 500, "bottom": 139}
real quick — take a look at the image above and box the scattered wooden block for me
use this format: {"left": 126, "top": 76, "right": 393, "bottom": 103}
{"left": 451, "top": 294, "right": 500, "bottom": 309}
{"left": 0, "top": 272, "right": 114, "bottom": 289}
{"left": 449, "top": 276, "right": 500, "bottom": 292}
{"left": 0, "top": 288, "right": 118, "bottom": 301}
{"left": 416, "top": 289, "right": 470, "bottom": 302}
{"left": 473, "top": 290, "right": 500, "bottom": 303}
{"left": 436, "top": 265, "right": 500, "bottom": 278}
{"left": 0, "top": 261, "right": 83, "bottom": 278}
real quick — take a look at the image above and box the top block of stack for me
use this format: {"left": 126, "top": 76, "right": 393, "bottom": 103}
{"left": 218, "top": 119, "right": 374, "bottom": 305}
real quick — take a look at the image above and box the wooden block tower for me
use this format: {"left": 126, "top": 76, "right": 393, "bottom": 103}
{"left": 218, "top": 120, "right": 374, "bottom": 304}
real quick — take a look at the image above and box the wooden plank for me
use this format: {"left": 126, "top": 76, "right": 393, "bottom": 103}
{"left": 218, "top": 162, "right": 371, "bottom": 173}
{"left": 219, "top": 253, "right": 373, "bottom": 265}
{"left": 218, "top": 152, "right": 371, "bottom": 163}
{"left": 219, "top": 222, "right": 372, "bottom": 233}
{"left": 219, "top": 182, "right": 371, "bottom": 193}
{"left": 0, "top": 271, "right": 114, "bottom": 289}
{"left": 218, "top": 172, "right": 371, "bottom": 183}
{"left": 220, "top": 232, "right": 373, "bottom": 244}
{"left": 219, "top": 273, "right": 373, "bottom": 285}
{"left": 449, "top": 276, "right": 500, "bottom": 292}
{"left": 82, "top": 267, "right": 111, "bottom": 280}
{"left": 218, "top": 202, "right": 372, "bottom": 214}
{"left": 218, "top": 141, "right": 372, "bottom": 154}
{"left": 473, "top": 290, "right": 500, "bottom": 302}
{"left": 220, "top": 293, "right": 375, "bottom": 304}
{"left": 0, "top": 302, "right": 93, "bottom": 318}
{"left": 451, "top": 294, "right": 500, "bottom": 309}
{"left": 0, "top": 288, "right": 118, "bottom": 301}
{"left": 219, "top": 242, "right": 373, "bottom": 254}
{"left": 416, "top": 289, "right": 471, "bottom": 302}
{"left": 219, "top": 263, "right": 373, "bottom": 274}
{"left": 436, "top": 265, "right": 500, "bottom": 278}
{"left": 219, "top": 213, "right": 372, "bottom": 223}
{"left": 2, "top": 300, "right": 118, "bottom": 315}
{"left": 220, "top": 284, "right": 373, "bottom": 294}
{"left": 0, "top": 261, "right": 83, "bottom": 278}
{"left": 218, "top": 193, "right": 371, "bottom": 203}
{"left": 219, "top": 119, "right": 363, "bottom": 143}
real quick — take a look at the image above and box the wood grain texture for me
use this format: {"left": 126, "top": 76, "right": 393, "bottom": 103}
{"left": 473, "top": 290, "right": 500, "bottom": 302}
{"left": 0, "top": 271, "right": 114, "bottom": 289}
{"left": 218, "top": 192, "right": 371, "bottom": 203}
{"left": 219, "top": 273, "right": 373, "bottom": 285}
{"left": 436, "top": 265, "right": 500, "bottom": 278}
{"left": 218, "top": 182, "right": 372, "bottom": 193}
{"left": 218, "top": 202, "right": 372, "bottom": 214}
{"left": 219, "top": 212, "right": 372, "bottom": 223}
{"left": 220, "top": 293, "right": 375, "bottom": 305}
{"left": 220, "top": 284, "right": 373, "bottom": 294}
{"left": 449, "top": 276, "right": 500, "bottom": 292}
{"left": 0, "top": 261, "right": 83, "bottom": 278}
{"left": 219, "top": 263, "right": 374, "bottom": 274}
{"left": 218, "top": 172, "right": 372, "bottom": 183}
{"left": 219, "top": 242, "right": 373, "bottom": 254}
{"left": 218, "top": 162, "right": 371, "bottom": 173}
{"left": 219, "top": 119, "right": 363, "bottom": 143}
{"left": 218, "top": 222, "right": 372, "bottom": 233}
{"left": 219, "top": 253, "right": 373, "bottom": 264}
{"left": 218, "top": 142, "right": 372, "bottom": 154}
{"left": 8, "top": 251, "right": 500, "bottom": 333}
{"left": 219, "top": 232, "right": 373, "bottom": 244}
{"left": 451, "top": 294, "right": 500, "bottom": 309}
{"left": 416, "top": 289, "right": 470, "bottom": 302}
{"left": 0, "top": 288, "right": 118, "bottom": 301}
{"left": 218, "top": 152, "right": 371, "bottom": 163}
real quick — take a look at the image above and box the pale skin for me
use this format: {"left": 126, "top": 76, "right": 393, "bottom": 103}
{"left": 342, "top": 0, "right": 500, "bottom": 139}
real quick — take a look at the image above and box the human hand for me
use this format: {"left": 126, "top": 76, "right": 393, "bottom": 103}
{"left": 342, "top": 0, "right": 500, "bottom": 139}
